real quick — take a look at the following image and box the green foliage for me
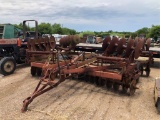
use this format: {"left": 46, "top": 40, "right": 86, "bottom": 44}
{"left": 108, "top": 30, "right": 113, "bottom": 33}
{"left": 124, "top": 33, "right": 130, "bottom": 38}
{"left": 79, "top": 31, "right": 95, "bottom": 38}
{"left": 97, "top": 32, "right": 110, "bottom": 38}
{"left": 78, "top": 32, "right": 83, "bottom": 38}
{"left": 147, "top": 25, "right": 160, "bottom": 41}
{"left": 130, "top": 32, "right": 138, "bottom": 39}
{"left": 52, "top": 23, "right": 62, "bottom": 34}
{"left": 51, "top": 24, "right": 76, "bottom": 35}
{"left": 136, "top": 27, "right": 149, "bottom": 35}
{"left": 30, "top": 27, "right": 35, "bottom": 31}
{"left": 14, "top": 23, "right": 23, "bottom": 30}
{"left": 83, "top": 31, "right": 95, "bottom": 36}
{"left": 68, "top": 29, "right": 76, "bottom": 35}
{"left": 61, "top": 28, "right": 70, "bottom": 35}
{"left": 14, "top": 23, "right": 31, "bottom": 31}
{"left": 13, "top": 21, "right": 160, "bottom": 40}
{"left": 38, "top": 23, "right": 52, "bottom": 34}
{"left": 13, "top": 22, "right": 76, "bottom": 35}
{"left": 62, "top": 27, "right": 76, "bottom": 35}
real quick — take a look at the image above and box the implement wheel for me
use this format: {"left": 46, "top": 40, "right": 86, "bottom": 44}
{"left": 106, "top": 80, "right": 113, "bottom": 89}
{"left": 122, "top": 85, "right": 128, "bottom": 94}
{"left": 113, "top": 83, "right": 119, "bottom": 91}
{"left": 31, "top": 66, "right": 37, "bottom": 76}
{"left": 37, "top": 68, "right": 42, "bottom": 76}
{"left": 146, "top": 70, "right": 150, "bottom": 77}
{"left": 0, "top": 57, "right": 16, "bottom": 75}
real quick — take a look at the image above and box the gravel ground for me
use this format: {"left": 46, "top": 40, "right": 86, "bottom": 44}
{"left": 0, "top": 59, "right": 160, "bottom": 120}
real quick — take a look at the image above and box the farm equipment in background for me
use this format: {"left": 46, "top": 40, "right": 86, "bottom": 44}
{"left": 0, "top": 23, "right": 22, "bottom": 39}
{"left": 0, "top": 19, "right": 154, "bottom": 77}
{"left": 86, "top": 35, "right": 96, "bottom": 44}
{"left": 0, "top": 20, "right": 39, "bottom": 75}
{"left": 81, "top": 35, "right": 103, "bottom": 44}
{"left": 26, "top": 34, "right": 80, "bottom": 76}
{"left": 0, "top": 24, "right": 24, "bottom": 75}
{"left": 136, "top": 37, "right": 154, "bottom": 76}
{"left": 21, "top": 36, "right": 144, "bottom": 112}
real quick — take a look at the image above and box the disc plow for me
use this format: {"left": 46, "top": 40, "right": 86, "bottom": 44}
{"left": 135, "top": 38, "right": 154, "bottom": 77}
{"left": 22, "top": 36, "right": 145, "bottom": 112}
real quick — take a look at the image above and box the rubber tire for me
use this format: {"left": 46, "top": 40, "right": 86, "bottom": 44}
{"left": 31, "top": 66, "right": 37, "bottom": 76}
{"left": 37, "top": 68, "right": 42, "bottom": 76}
{"left": 146, "top": 70, "right": 150, "bottom": 77}
{"left": 157, "top": 99, "right": 160, "bottom": 113}
{"left": 16, "top": 57, "right": 25, "bottom": 64}
{"left": 0, "top": 57, "right": 16, "bottom": 75}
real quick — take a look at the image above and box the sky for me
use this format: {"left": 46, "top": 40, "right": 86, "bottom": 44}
{"left": 0, "top": 0, "right": 160, "bottom": 32}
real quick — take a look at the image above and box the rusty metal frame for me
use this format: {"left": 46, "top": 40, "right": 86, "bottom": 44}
{"left": 21, "top": 36, "right": 145, "bottom": 112}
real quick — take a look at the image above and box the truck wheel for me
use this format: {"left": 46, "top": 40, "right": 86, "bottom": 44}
{"left": 0, "top": 57, "right": 16, "bottom": 75}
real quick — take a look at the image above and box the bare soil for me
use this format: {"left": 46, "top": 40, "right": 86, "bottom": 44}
{"left": 0, "top": 59, "right": 160, "bottom": 120}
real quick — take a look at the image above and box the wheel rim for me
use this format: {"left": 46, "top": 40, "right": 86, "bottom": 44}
{"left": 3, "top": 61, "right": 14, "bottom": 73}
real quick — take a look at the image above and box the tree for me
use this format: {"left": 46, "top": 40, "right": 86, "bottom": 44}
{"left": 14, "top": 23, "right": 31, "bottom": 31}
{"left": 135, "top": 27, "right": 149, "bottom": 37}
{"left": 108, "top": 30, "right": 113, "bottom": 33}
{"left": 14, "top": 23, "right": 23, "bottom": 30}
{"left": 61, "top": 28, "right": 76, "bottom": 35}
{"left": 61, "top": 28, "right": 70, "bottom": 35}
{"left": 69, "top": 29, "right": 76, "bottom": 35}
{"left": 148, "top": 25, "right": 160, "bottom": 41}
{"left": 82, "top": 31, "right": 95, "bottom": 36}
{"left": 52, "top": 23, "right": 63, "bottom": 34}
{"left": 98, "top": 32, "right": 110, "bottom": 38}
{"left": 38, "top": 23, "right": 52, "bottom": 34}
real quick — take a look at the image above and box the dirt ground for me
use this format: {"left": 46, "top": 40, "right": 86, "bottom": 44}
{"left": 0, "top": 58, "right": 160, "bottom": 120}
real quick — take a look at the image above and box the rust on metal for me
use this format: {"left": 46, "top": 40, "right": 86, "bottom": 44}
{"left": 21, "top": 36, "right": 146, "bottom": 112}
{"left": 136, "top": 38, "right": 153, "bottom": 76}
